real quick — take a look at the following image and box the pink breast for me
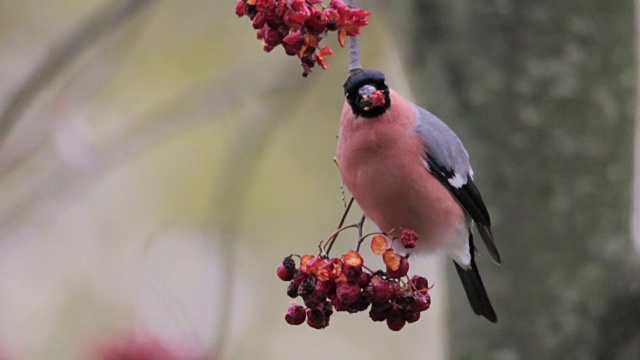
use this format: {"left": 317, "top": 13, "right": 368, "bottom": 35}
{"left": 336, "top": 92, "right": 466, "bottom": 253}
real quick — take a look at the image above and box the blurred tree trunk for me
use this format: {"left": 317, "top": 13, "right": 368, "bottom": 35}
{"left": 386, "top": 0, "right": 638, "bottom": 358}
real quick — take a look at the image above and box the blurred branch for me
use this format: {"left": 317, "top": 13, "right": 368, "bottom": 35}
{"left": 0, "top": 57, "right": 303, "bottom": 248}
{"left": 0, "top": 0, "right": 157, "bottom": 150}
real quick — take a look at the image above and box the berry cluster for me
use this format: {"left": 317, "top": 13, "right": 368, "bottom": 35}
{"left": 235, "top": 0, "right": 371, "bottom": 76}
{"left": 277, "top": 230, "right": 431, "bottom": 331}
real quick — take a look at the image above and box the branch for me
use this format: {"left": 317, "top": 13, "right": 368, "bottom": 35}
{"left": 0, "top": 0, "right": 157, "bottom": 149}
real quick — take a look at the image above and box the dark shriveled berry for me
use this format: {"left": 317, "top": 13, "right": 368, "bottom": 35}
{"left": 306, "top": 307, "right": 329, "bottom": 329}
{"left": 403, "top": 310, "right": 421, "bottom": 324}
{"left": 246, "top": 5, "right": 258, "bottom": 20}
{"left": 286, "top": 271, "right": 307, "bottom": 298}
{"left": 347, "top": 293, "right": 371, "bottom": 313}
{"left": 395, "top": 294, "right": 417, "bottom": 311}
{"left": 326, "top": 19, "right": 337, "bottom": 31}
{"left": 303, "top": 292, "right": 323, "bottom": 308}
{"left": 369, "top": 305, "right": 388, "bottom": 322}
{"left": 285, "top": 304, "right": 306, "bottom": 325}
{"left": 297, "top": 276, "right": 317, "bottom": 297}
{"left": 276, "top": 256, "right": 296, "bottom": 281}
{"left": 322, "top": 300, "right": 334, "bottom": 319}
{"left": 399, "top": 229, "right": 418, "bottom": 249}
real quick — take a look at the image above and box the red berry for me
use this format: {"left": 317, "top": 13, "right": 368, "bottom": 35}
{"left": 410, "top": 275, "right": 429, "bottom": 291}
{"left": 341, "top": 250, "right": 364, "bottom": 268}
{"left": 277, "top": 256, "right": 296, "bottom": 281}
{"left": 305, "top": 8, "right": 328, "bottom": 35}
{"left": 343, "top": 265, "right": 362, "bottom": 281}
{"left": 264, "top": 27, "right": 284, "bottom": 47}
{"left": 282, "top": 42, "right": 302, "bottom": 56}
{"left": 414, "top": 292, "right": 431, "bottom": 312}
{"left": 356, "top": 271, "right": 371, "bottom": 288}
{"left": 370, "top": 280, "right": 392, "bottom": 303}
{"left": 252, "top": 11, "right": 268, "bottom": 29}
{"left": 400, "top": 229, "right": 418, "bottom": 249}
{"left": 369, "top": 303, "right": 389, "bottom": 322}
{"left": 330, "top": 295, "right": 349, "bottom": 312}
{"left": 255, "top": 0, "right": 275, "bottom": 11}
{"left": 315, "top": 280, "right": 336, "bottom": 297}
{"left": 285, "top": 304, "right": 306, "bottom": 325}
{"left": 283, "top": 28, "right": 302, "bottom": 45}
{"left": 386, "top": 257, "right": 409, "bottom": 278}
{"left": 390, "top": 281, "right": 403, "bottom": 298}
{"left": 386, "top": 314, "right": 406, "bottom": 331}
{"left": 235, "top": 0, "right": 246, "bottom": 17}
{"left": 316, "top": 258, "right": 343, "bottom": 282}
{"left": 336, "top": 281, "right": 360, "bottom": 305}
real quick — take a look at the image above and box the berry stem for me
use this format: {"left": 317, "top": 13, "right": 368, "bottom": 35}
{"left": 322, "top": 196, "right": 354, "bottom": 254}
{"left": 323, "top": 223, "right": 359, "bottom": 255}
{"left": 356, "top": 231, "right": 385, "bottom": 251}
{"left": 338, "top": 196, "right": 355, "bottom": 230}
{"left": 347, "top": 0, "right": 363, "bottom": 74}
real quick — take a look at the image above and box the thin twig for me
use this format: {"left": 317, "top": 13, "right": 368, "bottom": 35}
{"left": 347, "top": 0, "right": 363, "bottom": 74}
{"left": 322, "top": 197, "right": 355, "bottom": 255}
{"left": 337, "top": 197, "right": 355, "bottom": 230}
{"left": 323, "top": 223, "right": 359, "bottom": 255}
{"left": 356, "top": 231, "right": 383, "bottom": 252}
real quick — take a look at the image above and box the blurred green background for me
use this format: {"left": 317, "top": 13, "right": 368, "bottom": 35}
{"left": 0, "top": 0, "right": 638, "bottom": 359}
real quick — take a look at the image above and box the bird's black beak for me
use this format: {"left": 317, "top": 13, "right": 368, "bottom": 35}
{"left": 357, "top": 84, "right": 386, "bottom": 111}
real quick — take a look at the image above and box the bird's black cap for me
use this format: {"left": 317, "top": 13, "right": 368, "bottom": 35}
{"left": 343, "top": 69, "right": 387, "bottom": 95}
{"left": 343, "top": 69, "right": 391, "bottom": 118}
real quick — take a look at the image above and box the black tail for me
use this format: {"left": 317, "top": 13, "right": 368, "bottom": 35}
{"left": 454, "top": 240, "right": 497, "bottom": 322}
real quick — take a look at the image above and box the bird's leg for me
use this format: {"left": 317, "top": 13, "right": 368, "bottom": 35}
{"left": 354, "top": 215, "right": 366, "bottom": 251}
{"left": 333, "top": 157, "right": 347, "bottom": 208}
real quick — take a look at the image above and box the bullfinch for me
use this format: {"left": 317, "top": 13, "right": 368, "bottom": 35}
{"left": 336, "top": 69, "right": 501, "bottom": 322}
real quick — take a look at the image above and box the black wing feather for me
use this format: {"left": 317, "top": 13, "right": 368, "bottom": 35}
{"left": 454, "top": 234, "right": 498, "bottom": 322}
{"left": 426, "top": 155, "right": 501, "bottom": 264}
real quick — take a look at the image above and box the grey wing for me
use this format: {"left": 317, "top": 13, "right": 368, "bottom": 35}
{"left": 414, "top": 105, "right": 501, "bottom": 264}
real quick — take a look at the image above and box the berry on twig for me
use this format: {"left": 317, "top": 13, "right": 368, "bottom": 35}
{"left": 235, "top": 0, "right": 370, "bottom": 76}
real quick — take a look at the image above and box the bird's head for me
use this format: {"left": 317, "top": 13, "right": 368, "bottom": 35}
{"left": 343, "top": 69, "right": 391, "bottom": 118}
